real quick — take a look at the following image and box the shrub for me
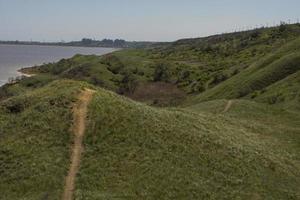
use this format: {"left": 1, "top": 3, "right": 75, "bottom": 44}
{"left": 153, "top": 62, "right": 171, "bottom": 82}
{"left": 101, "top": 54, "right": 125, "bottom": 74}
{"left": 118, "top": 73, "right": 137, "bottom": 94}
{"left": 211, "top": 73, "right": 229, "bottom": 85}
{"left": 20, "top": 75, "right": 55, "bottom": 88}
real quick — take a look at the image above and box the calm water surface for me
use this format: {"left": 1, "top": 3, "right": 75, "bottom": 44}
{"left": 0, "top": 44, "right": 116, "bottom": 86}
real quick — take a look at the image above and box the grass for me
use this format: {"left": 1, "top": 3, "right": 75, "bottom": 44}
{"left": 1, "top": 82, "right": 299, "bottom": 199}
{"left": 253, "top": 71, "right": 300, "bottom": 110}
{"left": 74, "top": 88, "right": 300, "bottom": 199}
{"left": 0, "top": 80, "right": 87, "bottom": 200}
{"left": 0, "top": 24, "right": 300, "bottom": 199}
{"left": 190, "top": 37, "right": 300, "bottom": 104}
{"left": 18, "top": 24, "right": 300, "bottom": 107}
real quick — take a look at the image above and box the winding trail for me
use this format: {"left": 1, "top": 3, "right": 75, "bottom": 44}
{"left": 62, "top": 89, "right": 95, "bottom": 200}
{"left": 223, "top": 100, "right": 233, "bottom": 113}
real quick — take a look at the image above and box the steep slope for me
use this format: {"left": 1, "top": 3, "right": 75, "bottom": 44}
{"left": 74, "top": 88, "right": 300, "bottom": 199}
{"left": 253, "top": 71, "right": 300, "bottom": 110}
{"left": 191, "top": 38, "right": 300, "bottom": 105}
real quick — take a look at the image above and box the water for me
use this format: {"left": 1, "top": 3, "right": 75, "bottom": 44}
{"left": 0, "top": 44, "right": 116, "bottom": 86}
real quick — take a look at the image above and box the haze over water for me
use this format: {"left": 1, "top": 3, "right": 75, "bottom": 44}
{"left": 0, "top": 44, "right": 116, "bottom": 86}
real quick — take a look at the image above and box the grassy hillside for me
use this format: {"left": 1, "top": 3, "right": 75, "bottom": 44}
{"left": 0, "top": 81, "right": 87, "bottom": 200}
{"left": 191, "top": 38, "right": 300, "bottom": 105}
{"left": 1, "top": 24, "right": 300, "bottom": 199}
{"left": 253, "top": 71, "right": 300, "bottom": 110}
{"left": 16, "top": 24, "right": 300, "bottom": 107}
{"left": 1, "top": 81, "right": 299, "bottom": 199}
{"left": 73, "top": 88, "right": 300, "bottom": 199}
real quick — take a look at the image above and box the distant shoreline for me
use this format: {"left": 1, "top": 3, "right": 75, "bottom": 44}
{"left": 0, "top": 38, "right": 157, "bottom": 49}
{"left": 0, "top": 43, "right": 120, "bottom": 49}
{"left": 0, "top": 44, "right": 117, "bottom": 87}
{"left": 17, "top": 69, "right": 36, "bottom": 77}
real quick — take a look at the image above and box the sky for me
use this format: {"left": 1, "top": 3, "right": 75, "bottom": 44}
{"left": 0, "top": 0, "right": 300, "bottom": 42}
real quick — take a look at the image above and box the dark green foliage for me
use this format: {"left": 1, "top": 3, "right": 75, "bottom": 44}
{"left": 19, "top": 74, "right": 57, "bottom": 88}
{"left": 211, "top": 72, "right": 229, "bottom": 85}
{"left": 118, "top": 72, "right": 137, "bottom": 94}
{"left": 279, "top": 22, "right": 288, "bottom": 32}
{"left": 101, "top": 54, "right": 125, "bottom": 74}
{"left": 63, "top": 64, "right": 91, "bottom": 78}
{"left": 153, "top": 61, "right": 171, "bottom": 82}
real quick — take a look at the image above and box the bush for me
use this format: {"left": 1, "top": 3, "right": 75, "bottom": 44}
{"left": 211, "top": 73, "right": 228, "bottom": 85}
{"left": 153, "top": 62, "right": 171, "bottom": 82}
{"left": 118, "top": 73, "right": 137, "bottom": 94}
{"left": 279, "top": 22, "right": 288, "bottom": 32}
{"left": 101, "top": 54, "right": 125, "bottom": 74}
{"left": 2, "top": 98, "right": 29, "bottom": 114}
{"left": 90, "top": 76, "right": 105, "bottom": 86}
{"left": 20, "top": 75, "right": 55, "bottom": 88}
{"left": 63, "top": 64, "right": 91, "bottom": 78}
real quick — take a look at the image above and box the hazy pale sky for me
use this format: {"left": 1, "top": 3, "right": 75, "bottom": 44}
{"left": 0, "top": 0, "right": 299, "bottom": 42}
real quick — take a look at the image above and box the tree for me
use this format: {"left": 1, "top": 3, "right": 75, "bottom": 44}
{"left": 279, "top": 21, "right": 287, "bottom": 32}
{"left": 81, "top": 38, "right": 93, "bottom": 46}
{"left": 118, "top": 72, "right": 137, "bottom": 94}
{"left": 114, "top": 39, "right": 126, "bottom": 47}
{"left": 101, "top": 39, "right": 114, "bottom": 46}
{"left": 153, "top": 62, "right": 171, "bottom": 82}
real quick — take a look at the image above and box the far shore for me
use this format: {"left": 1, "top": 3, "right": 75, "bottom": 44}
{"left": 17, "top": 68, "right": 36, "bottom": 77}
{"left": 0, "top": 42, "right": 123, "bottom": 49}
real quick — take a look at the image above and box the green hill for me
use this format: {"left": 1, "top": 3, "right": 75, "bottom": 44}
{"left": 16, "top": 24, "right": 300, "bottom": 107}
{"left": 253, "top": 71, "right": 300, "bottom": 110}
{"left": 0, "top": 81, "right": 87, "bottom": 199}
{"left": 1, "top": 81, "right": 299, "bottom": 199}
{"left": 75, "top": 88, "right": 299, "bottom": 199}
{"left": 1, "top": 24, "right": 300, "bottom": 199}
{"left": 191, "top": 38, "right": 300, "bottom": 106}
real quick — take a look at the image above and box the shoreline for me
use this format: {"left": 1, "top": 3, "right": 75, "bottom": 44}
{"left": 0, "top": 43, "right": 122, "bottom": 50}
{"left": 17, "top": 68, "right": 36, "bottom": 77}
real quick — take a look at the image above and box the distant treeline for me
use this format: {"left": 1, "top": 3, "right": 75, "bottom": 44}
{"left": 0, "top": 38, "right": 158, "bottom": 48}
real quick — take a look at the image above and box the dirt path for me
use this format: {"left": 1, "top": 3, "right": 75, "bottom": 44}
{"left": 223, "top": 100, "right": 233, "bottom": 113}
{"left": 62, "top": 89, "right": 95, "bottom": 200}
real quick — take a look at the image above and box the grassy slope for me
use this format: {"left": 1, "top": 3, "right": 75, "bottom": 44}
{"left": 0, "top": 24, "right": 299, "bottom": 199}
{"left": 0, "top": 80, "right": 88, "bottom": 200}
{"left": 191, "top": 38, "right": 300, "bottom": 105}
{"left": 74, "top": 88, "right": 300, "bottom": 199}
{"left": 13, "top": 24, "right": 300, "bottom": 108}
{"left": 253, "top": 71, "right": 300, "bottom": 110}
{"left": 1, "top": 79, "right": 299, "bottom": 199}
{"left": 186, "top": 99, "right": 300, "bottom": 155}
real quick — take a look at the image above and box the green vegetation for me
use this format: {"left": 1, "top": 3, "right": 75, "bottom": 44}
{"left": 74, "top": 88, "right": 300, "bottom": 199}
{"left": 1, "top": 24, "right": 300, "bottom": 199}
{"left": 191, "top": 38, "right": 300, "bottom": 104}
{"left": 18, "top": 24, "right": 300, "bottom": 107}
{"left": 0, "top": 81, "right": 88, "bottom": 200}
{"left": 253, "top": 71, "right": 300, "bottom": 110}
